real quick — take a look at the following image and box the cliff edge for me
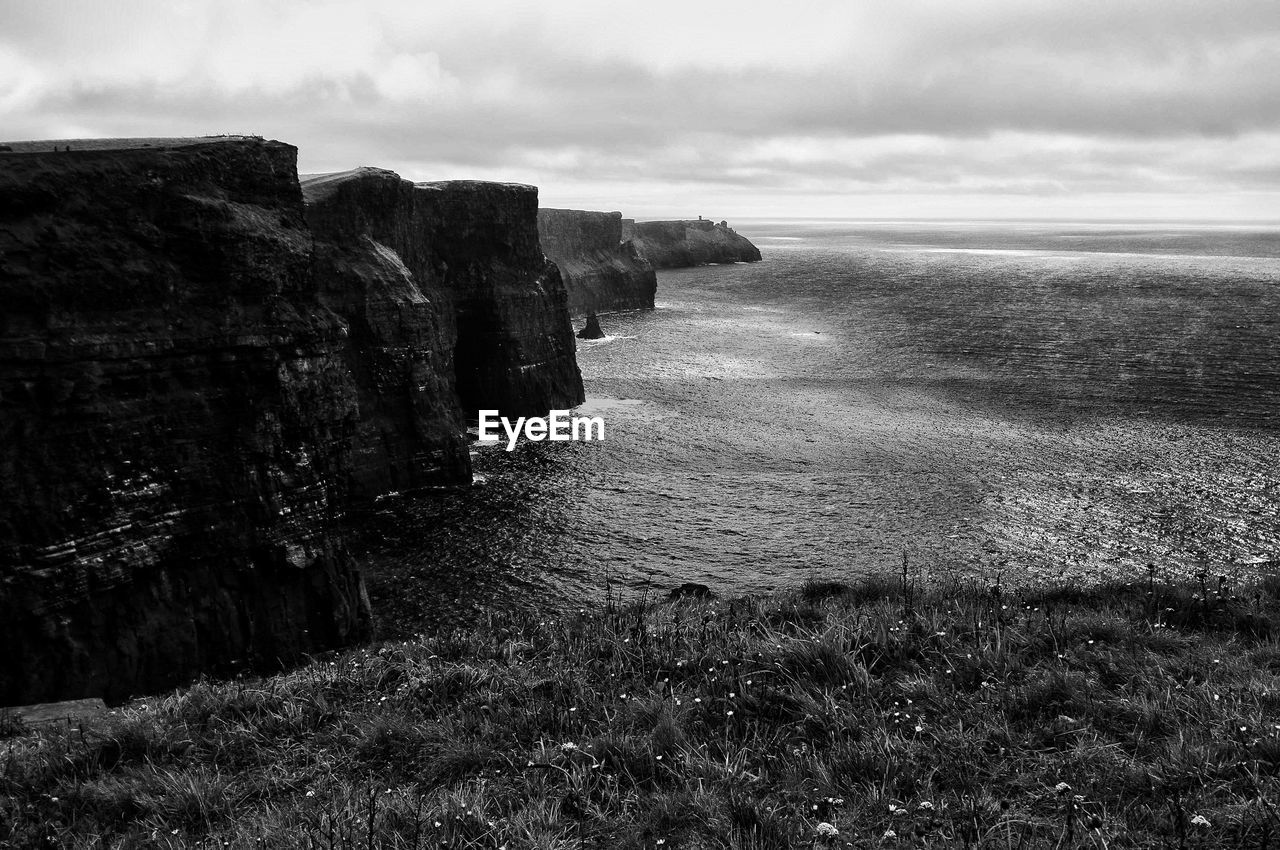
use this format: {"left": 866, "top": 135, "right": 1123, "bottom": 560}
{"left": 537, "top": 208, "right": 656, "bottom": 316}
{"left": 0, "top": 139, "right": 373, "bottom": 703}
{"left": 0, "top": 141, "right": 584, "bottom": 704}
{"left": 629, "top": 219, "right": 762, "bottom": 269}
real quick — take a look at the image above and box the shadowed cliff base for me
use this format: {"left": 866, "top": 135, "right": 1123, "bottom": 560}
{"left": 0, "top": 138, "right": 584, "bottom": 704}
{"left": 628, "top": 218, "right": 763, "bottom": 269}
{"left": 538, "top": 208, "right": 656, "bottom": 316}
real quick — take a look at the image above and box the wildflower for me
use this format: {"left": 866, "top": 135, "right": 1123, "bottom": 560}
{"left": 888, "top": 803, "right": 904, "bottom": 816}
{"left": 560, "top": 742, "right": 579, "bottom": 753}
{"left": 1054, "top": 782, "right": 1072, "bottom": 794}
{"left": 1190, "top": 815, "right": 1211, "bottom": 828}
{"left": 816, "top": 822, "right": 839, "bottom": 838}
{"left": 882, "top": 829, "right": 897, "bottom": 839}
{"left": 305, "top": 790, "right": 316, "bottom": 798}
{"left": 917, "top": 801, "right": 934, "bottom": 811}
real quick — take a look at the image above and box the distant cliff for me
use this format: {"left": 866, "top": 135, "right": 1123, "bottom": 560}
{"left": 302, "top": 171, "right": 583, "bottom": 421}
{"left": 0, "top": 140, "right": 583, "bottom": 705}
{"left": 629, "top": 219, "right": 762, "bottom": 268}
{"left": 537, "top": 208, "right": 656, "bottom": 316}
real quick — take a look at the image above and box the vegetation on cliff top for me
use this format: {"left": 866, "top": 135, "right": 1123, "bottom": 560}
{"left": 4, "top": 570, "right": 1280, "bottom": 849}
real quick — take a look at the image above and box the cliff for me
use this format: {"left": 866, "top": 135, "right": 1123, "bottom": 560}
{"left": 0, "top": 138, "right": 372, "bottom": 704}
{"left": 629, "top": 219, "right": 762, "bottom": 268}
{"left": 537, "top": 208, "right": 656, "bottom": 315}
{"left": 0, "top": 140, "right": 582, "bottom": 705}
{"left": 413, "top": 182, "right": 584, "bottom": 416}
{"left": 300, "top": 168, "right": 472, "bottom": 502}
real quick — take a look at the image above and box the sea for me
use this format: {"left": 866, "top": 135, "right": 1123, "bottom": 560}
{"left": 359, "top": 219, "right": 1280, "bottom": 634}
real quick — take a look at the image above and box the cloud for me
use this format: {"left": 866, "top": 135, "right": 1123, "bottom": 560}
{"left": 3, "top": 0, "right": 1279, "bottom": 218}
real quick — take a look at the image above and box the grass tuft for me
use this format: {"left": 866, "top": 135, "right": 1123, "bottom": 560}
{"left": 3, "top": 573, "right": 1280, "bottom": 847}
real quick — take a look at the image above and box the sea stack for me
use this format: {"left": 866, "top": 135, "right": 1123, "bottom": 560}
{"left": 577, "top": 313, "right": 606, "bottom": 339}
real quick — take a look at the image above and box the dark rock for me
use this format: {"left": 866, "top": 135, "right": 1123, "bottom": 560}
{"left": 630, "top": 219, "right": 762, "bottom": 269}
{"left": 668, "top": 582, "right": 714, "bottom": 601}
{"left": 0, "top": 138, "right": 373, "bottom": 704}
{"left": 416, "top": 181, "right": 584, "bottom": 418}
{"left": 538, "top": 208, "right": 656, "bottom": 316}
{"left": 577, "top": 313, "right": 605, "bottom": 340}
{"left": 0, "top": 142, "right": 586, "bottom": 705}
{"left": 302, "top": 170, "right": 584, "bottom": 422}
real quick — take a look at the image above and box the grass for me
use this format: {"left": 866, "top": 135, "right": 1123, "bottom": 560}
{"left": 3, "top": 570, "right": 1280, "bottom": 849}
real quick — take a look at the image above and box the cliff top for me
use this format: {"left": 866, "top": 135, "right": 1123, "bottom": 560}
{"left": 540, "top": 207, "right": 624, "bottom": 218}
{"left": 3, "top": 576, "right": 1275, "bottom": 847}
{"left": 415, "top": 179, "right": 537, "bottom": 193}
{"left": 299, "top": 167, "right": 404, "bottom": 204}
{"left": 0, "top": 135, "right": 268, "bottom": 153}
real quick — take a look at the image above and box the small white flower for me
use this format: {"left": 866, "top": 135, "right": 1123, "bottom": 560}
{"left": 882, "top": 829, "right": 897, "bottom": 839}
{"left": 560, "top": 742, "right": 579, "bottom": 753}
{"left": 305, "top": 790, "right": 316, "bottom": 798}
{"left": 917, "top": 801, "right": 934, "bottom": 810}
{"left": 1054, "top": 782, "right": 1072, "bottom": 794}
{"left": 1190, "top": 815, "right": 1211, "bottom": 828}
{"left": 816, "top": 822, "right": 839, "bottom": 838}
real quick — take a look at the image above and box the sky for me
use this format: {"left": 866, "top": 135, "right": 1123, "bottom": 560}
{"left": 2, "top": 0, "right": 1279, "bottom": 220}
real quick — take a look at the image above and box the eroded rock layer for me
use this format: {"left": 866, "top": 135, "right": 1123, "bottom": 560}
{"left": 630, "top": 219, "right": 762, "bottom": 268}
{"left": 538, "top": 208, "right": 656, "bottom": 316}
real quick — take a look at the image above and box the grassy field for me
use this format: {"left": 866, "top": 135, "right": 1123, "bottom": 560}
{"left": 3, "top": 570, "right": 1279, "bottom": 849}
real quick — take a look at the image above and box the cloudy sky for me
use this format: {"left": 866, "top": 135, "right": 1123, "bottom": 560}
{"left": 3, "top": 0, "right": 1278, "bottom": 219}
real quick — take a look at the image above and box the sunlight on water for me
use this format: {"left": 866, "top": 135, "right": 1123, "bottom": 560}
{"left": 360, "top": 220, "right": 1280, "bottom": 635}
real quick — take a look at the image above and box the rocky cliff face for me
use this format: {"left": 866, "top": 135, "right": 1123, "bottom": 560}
{"left": 537, "top": 208, "right": 656, "bottom": 316}
{"left": 0, "top": 140, "right": 583, "bottom": 705}
{"left": 629, "top": 219, "right": 762, "bottom": 268}
{"left": 0, "top": 139, "right": 372, "bottom": 704}
{"left": 414, "top": 182, "right": 584, "bottom": 417}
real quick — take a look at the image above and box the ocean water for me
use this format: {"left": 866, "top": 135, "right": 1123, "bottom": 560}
{"left": 361, "top": 220, "right": 1280, "bottom": 634}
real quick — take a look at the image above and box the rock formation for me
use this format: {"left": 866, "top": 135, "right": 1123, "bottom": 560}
{"left": 629, "top": 219, "right": 762, "bottom": 268}
{"left": 415, "top": 183, "right": 584, "bottom": 416}
{"left": 537, "top": 208, "right": 656, "bottom": 316}
{"left": 0, "top": 138, "right": 584, "bottom": 705}
{"left": 577, "top": 313, "right": 605, "bottom": 340}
